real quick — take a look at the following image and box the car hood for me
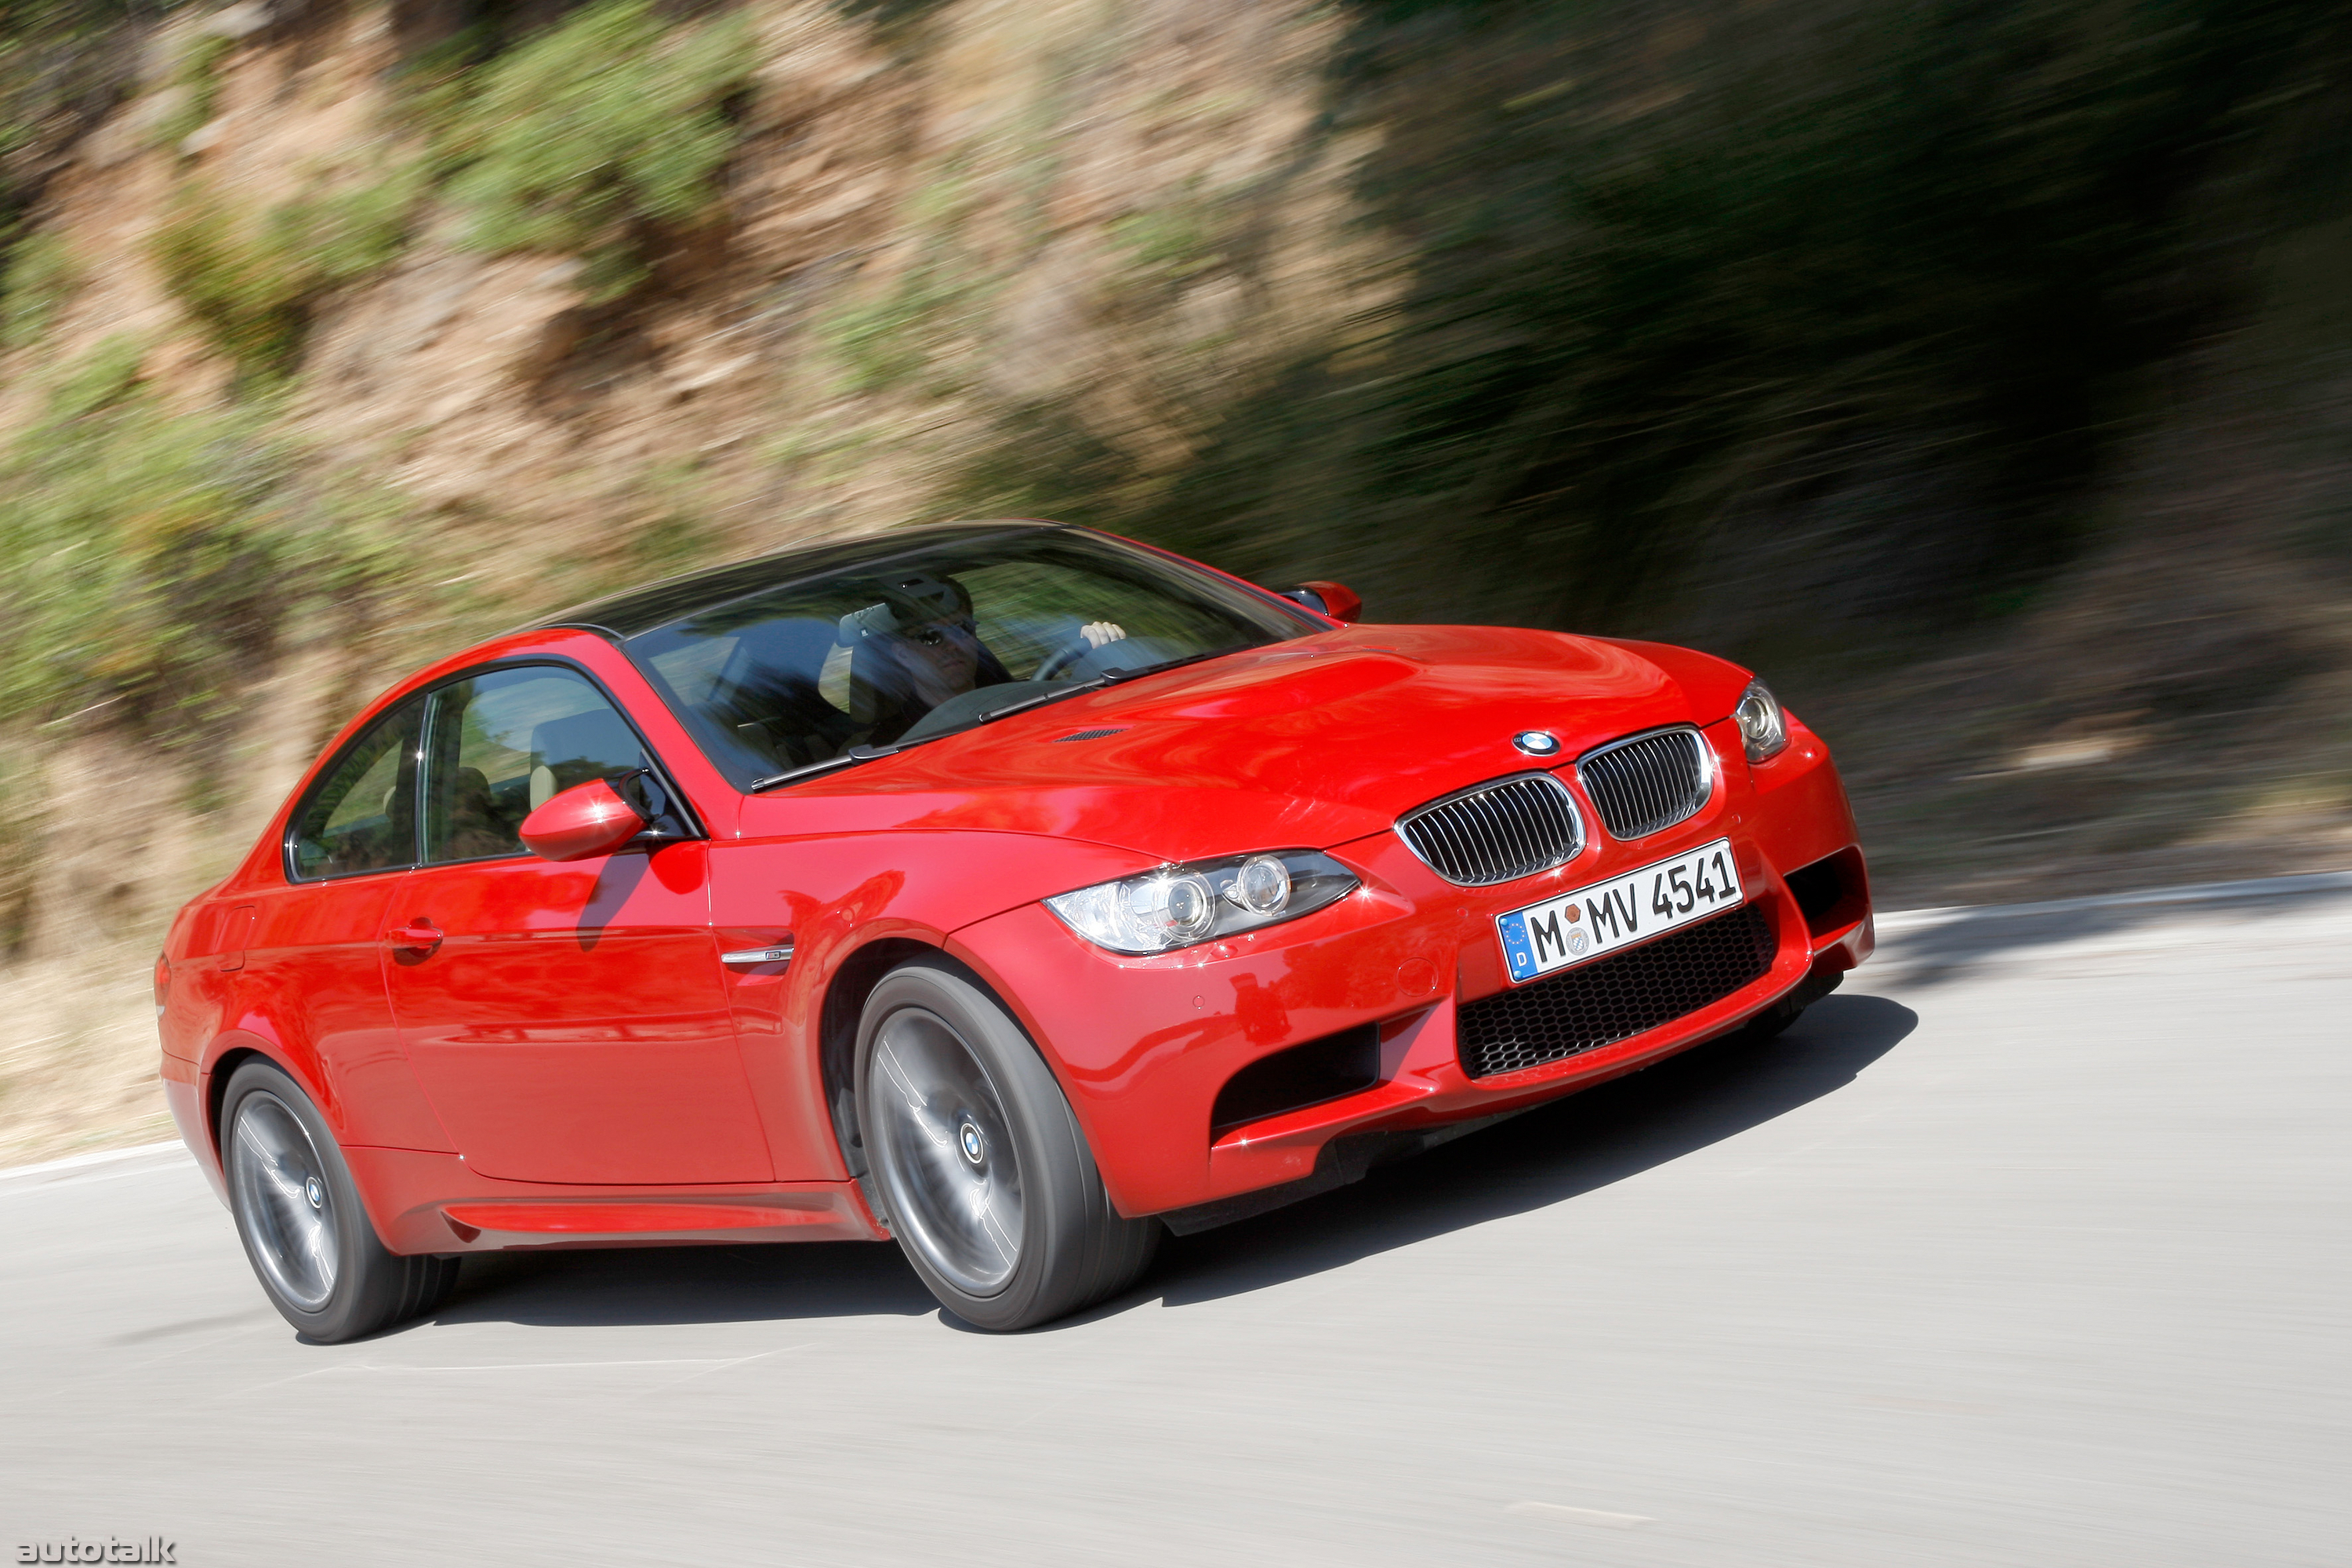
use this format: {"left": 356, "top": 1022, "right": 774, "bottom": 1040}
{"left": 734, "top": 624, "right": 1751, "bottom": 863}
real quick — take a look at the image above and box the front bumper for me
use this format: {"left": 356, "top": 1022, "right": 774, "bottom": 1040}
{"left": 949, "top": 717, "right": 1871, "bottom": 1220}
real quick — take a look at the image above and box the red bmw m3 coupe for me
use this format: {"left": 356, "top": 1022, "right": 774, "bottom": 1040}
{"left": 158, "top": 521, "right": 1872, "bottom": 1337}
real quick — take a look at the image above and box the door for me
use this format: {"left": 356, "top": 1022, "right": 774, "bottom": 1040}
{"left": 384, "top": 664, "right": 773, "bottom": 1185}
{"left": 253, "top": 694, "right": 445, "bottom": 1149}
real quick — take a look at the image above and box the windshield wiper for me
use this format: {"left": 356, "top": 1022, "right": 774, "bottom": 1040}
{"left": 968, "top": 648, "right": 1245, "bottom": 728}
{"left": 760, "top": 650, "right": 1257, "bottom": 777}
{"left": 1099, "top": 646, "right": 1242, "bottom": 684}
{"left": 972, "top": 681, "right": 1112, "bottom": 725}
{"left": 748, "top": 743, "right": 899, "bottom": 793}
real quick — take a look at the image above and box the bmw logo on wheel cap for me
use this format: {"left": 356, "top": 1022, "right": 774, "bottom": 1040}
{"left": 1512, "top": 730, "right": 1562, "bottom": 757}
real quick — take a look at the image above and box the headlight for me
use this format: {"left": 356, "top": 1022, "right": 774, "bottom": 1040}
{"left": 1045, "top": 850, "right": 1360, "bottom": 955}
{"left": 1733, "top": 678, "right": 1789, "bottom": 762}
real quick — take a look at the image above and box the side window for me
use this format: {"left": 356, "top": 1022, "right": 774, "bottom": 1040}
{"left": 288, "top": 697, "right": 426, "bottom": 880}
{"left": 422, "top": 667, "right": 652, "bottom": 865}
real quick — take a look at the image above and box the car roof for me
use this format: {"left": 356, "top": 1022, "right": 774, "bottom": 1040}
{"left": 533, "top": 520, "right": 1060, "bottom": 639}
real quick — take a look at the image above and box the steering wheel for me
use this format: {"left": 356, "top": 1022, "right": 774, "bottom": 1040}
{"left": 1033, "top": 630, "right": 1102, "bottom": 682}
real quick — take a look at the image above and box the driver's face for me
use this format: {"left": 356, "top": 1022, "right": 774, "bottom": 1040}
{"left": 900, "top": 613, "right": 979, "bottom": 699}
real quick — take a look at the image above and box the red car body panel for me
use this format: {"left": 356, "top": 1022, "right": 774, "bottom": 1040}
{"left": 948, "top": 713, "right": 1870, "bottom": 1216}
{"left": 737, "top": 626, "right": 1714, "bottom": 861}
{"left": 383, "top": 843, "right": 775, "bottom": 1187}
{"left": 159, "top": 536, "right": 1871, "bottom": 1258}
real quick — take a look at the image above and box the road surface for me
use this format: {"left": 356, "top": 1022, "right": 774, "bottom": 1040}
{"left": 5, "top": 881, "right": 2347, "bottom": 1566}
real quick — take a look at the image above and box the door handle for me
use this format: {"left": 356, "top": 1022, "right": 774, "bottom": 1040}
{"left": 388, "top": 922, "right": 443, "bottom": 953}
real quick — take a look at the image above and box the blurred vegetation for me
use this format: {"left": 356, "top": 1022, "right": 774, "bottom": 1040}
{"left": 956, "top": 0, "right": 2352, "bottom": 646}
{"left": 440, "top": 0, "right": 754, "bottom": 302}
{"left": 0, "top": 0, "right": 154, "bottom": 191}
{"left": 3, "top": 0, "right": 2347, "bottom": 876}
{"left": 1107, "top": 197, "right": 1226, "bottom": 288}
{"left": 821, "top": 252, "right": 978, "bottom": 395}
{"left": 152, "top": 163, "right": 428, "bottom": 381}
{"left": 1, "top": 0, "right": 2345, "bottom": 1160}
{"left": 153, "top": 27, "right": 227, "bottom": 151}
{"left": 0, "top": 343, "right": 408, "bottom": 754}
{"left": 0, "top": 223, "right": 71, "bottom": 347}
{"left": 2, "top": 0, "right": 771, "bottom": 788}
{"left": 0, "top": 755, "right": 31, "bottom": 956}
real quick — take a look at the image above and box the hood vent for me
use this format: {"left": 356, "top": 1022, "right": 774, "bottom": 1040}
{"left": 1052, "top": 728, "right": 1128, "bottom": 742}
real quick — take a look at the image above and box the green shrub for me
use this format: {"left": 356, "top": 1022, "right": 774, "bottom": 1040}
{"left": 44, "top": 330, "right": 145, "bottom": 419}
{"left": 0, "top": 753, "right": 34, "bottom": 955}
{"left": 441, "top": 0, "right": 754, "bottom": 302}
{"left": 1, "top": 230, "right": 80, "bottom": 350}
{"left": 151, "top": 194, "right": 301, "bottom": 378}
{"left": 152, "top": 163, "right": 426, "bottom": 381}
{"left": 0, "top": 353, "right": 411, "bottom": 751}
{"left": 819, "top": 260, "right": 978, "bottom": 394}
{"left": 156, "top": 30, "right": 233, "bottom": 151}
{"left": 1108, "top": 201, "right": 1225, "bottom": 285}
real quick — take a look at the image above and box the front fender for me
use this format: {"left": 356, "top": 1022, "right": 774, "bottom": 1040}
{"left": 711, "top": 829, "right": 1160, "bottom": 1181}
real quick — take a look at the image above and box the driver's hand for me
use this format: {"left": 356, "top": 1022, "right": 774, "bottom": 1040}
{"left": 1080, "top": 622, "right": 1127, "bottom": 648}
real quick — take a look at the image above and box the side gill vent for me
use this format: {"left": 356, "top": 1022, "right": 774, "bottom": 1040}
{"left": 1053, "top": 728, "right": 1128, "bottom": 742}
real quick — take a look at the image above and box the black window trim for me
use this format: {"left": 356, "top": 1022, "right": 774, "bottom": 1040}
{"left": 532, "top": 521, "right": 1056, "bottom": 641}
{"left": 281, "top": 655, "right": 706, "bottom": 884}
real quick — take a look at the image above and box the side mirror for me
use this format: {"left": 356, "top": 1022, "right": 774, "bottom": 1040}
{"left": 519, "top": 777, "right": 650, "bottom": 862}
{"left": 1282, "top": 579, "right": 1363, "bottom": 623}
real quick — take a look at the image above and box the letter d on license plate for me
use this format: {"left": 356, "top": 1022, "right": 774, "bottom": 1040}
{"left": 1496, "top": 838, "right": 1744, "bottom": 983}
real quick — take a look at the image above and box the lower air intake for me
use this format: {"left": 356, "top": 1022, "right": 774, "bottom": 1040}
{"left": 1456, "top": 904, "right": 1777, "bottom": 1079}
{"left": 1210, "top": 1025, "right": 1380, "bottom": 1138}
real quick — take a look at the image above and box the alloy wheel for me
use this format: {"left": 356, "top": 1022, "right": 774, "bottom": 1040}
{"left": 230, "top": 1090, "right": 341, "bottom": 1312}
{"left": 869, "top": 1007, "right": 1025, "bottom": 1295}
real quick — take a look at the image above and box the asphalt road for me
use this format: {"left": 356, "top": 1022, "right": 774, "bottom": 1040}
{"left": 5, "top": 882, "right": 2347, "bottom": 1567}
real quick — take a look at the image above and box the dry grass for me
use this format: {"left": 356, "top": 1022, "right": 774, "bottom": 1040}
{"left": 0, "top": 943, "right": 176, "bottom": 1167}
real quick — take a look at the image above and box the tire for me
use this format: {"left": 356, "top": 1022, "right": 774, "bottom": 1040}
{"left": 220, "top": 1059, "right": 459, "bottom": 1342}
{"left": 855, "top": 957, "right": 1159, "bottom": 1330}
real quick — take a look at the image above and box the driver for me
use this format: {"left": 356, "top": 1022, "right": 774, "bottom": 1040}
{"left": 816, "top": 569, "right": 1126, "bottom": 744}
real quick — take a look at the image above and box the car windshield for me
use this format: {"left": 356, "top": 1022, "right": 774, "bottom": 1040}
{"left": 623, "top": 528, "right": 1318, "bottom": 789}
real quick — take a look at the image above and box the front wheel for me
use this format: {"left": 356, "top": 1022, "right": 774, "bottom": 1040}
{"left": 856, "top": 958, "right": 1158, "bottom": 1330}
{"left": 221, "top": 1059, "right": 458, "bottom": 1342}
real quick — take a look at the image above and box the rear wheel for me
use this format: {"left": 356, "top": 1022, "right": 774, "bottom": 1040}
{"left": 221, "top": 1059, "right": 458, "bottom": 1342}
{"left": 856, "top": 958, "right": 1157, "bottom": 1330}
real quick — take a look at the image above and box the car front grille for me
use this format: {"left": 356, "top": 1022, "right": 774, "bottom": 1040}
{"left": 1456, "top": 903, "right": 1777, "bottom": 1079}
{"left": 1396, "top": 774, "right": 1585, "bottom": 887}
{"left": 1578, "top": 727, "right": 1711, "bottom": 840}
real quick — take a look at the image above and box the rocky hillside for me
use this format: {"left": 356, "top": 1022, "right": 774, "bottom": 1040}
{"left": 1, "top": 0, "right": 2347, "bottom": 1161}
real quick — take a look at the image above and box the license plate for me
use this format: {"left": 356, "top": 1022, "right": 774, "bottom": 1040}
{"left": 1496, "top": 838, "right": 1744, "bottom": 983}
